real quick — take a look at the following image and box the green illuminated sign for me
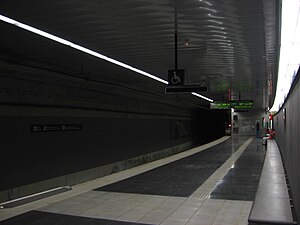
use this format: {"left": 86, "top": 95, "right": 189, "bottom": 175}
{"left": 210, "top": 100, "right": 253, "bottom": 109}
{"left": 210, "top": 101, "right": 231, "bottom": 109}
{"left": 231, "top": 101, "right": 253, "bottom": 109}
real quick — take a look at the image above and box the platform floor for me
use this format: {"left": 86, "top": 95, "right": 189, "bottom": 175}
{"left": 0, "top": 136, "right": 266, "bottom": 225}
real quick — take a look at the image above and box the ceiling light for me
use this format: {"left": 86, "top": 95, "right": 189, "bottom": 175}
{"left": 270, "top": 0, "right": 300, "bottom": 112}
{"left": 192, "top": 92, "right": 214, "bottom": 102}
{"left": 0, "top": 14, "right": 168, "bottom": 85}
{"left": 0, "top": 14, "right": 215, "bottom": 103}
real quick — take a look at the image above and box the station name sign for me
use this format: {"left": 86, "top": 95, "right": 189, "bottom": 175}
{"left": 210, "top": 100, "right": 254, "bottom": 109}
{"left": 31, "top": 124, "right": 82, "bottom": 132}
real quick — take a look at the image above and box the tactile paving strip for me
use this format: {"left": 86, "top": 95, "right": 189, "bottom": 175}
{"left": 190, "top": 137, "right": 253, "bottom": 199}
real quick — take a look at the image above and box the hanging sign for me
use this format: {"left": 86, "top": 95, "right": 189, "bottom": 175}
{"left": 210, "top": 100, "right": 254, "bottom": 109}
{"left": 168, "top": 69, "right": 185, "bottom": 86}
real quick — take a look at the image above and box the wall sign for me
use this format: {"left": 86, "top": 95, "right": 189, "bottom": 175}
{"left": 31, "top": 124, "right": 82, "bottom": 132}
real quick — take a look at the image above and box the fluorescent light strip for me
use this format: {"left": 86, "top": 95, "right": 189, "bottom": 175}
{"left": 0, "top": 14, "right": 168, "bottom": 85}
{"left": 192, "top": 92, "right": 214, "bottom": 102}
{"left": 0, "top": 14, "right": 214, "bottom": 102}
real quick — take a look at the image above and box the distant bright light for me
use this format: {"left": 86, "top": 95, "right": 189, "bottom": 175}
{"left": 0, "top": 14, "right": 214, "bottom": 102}
{"left": 270, "top": 0, "right": 300, "bottom": 112}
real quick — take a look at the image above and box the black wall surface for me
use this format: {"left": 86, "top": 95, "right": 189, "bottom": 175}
{"left": 274, "top": 67, "right": 300, "bottom": 222}
{"left": 0, "top": 70, "right": 226, "bottom": 193}
{"left": 0, "top": 112, "right": 226, "bottom": 192}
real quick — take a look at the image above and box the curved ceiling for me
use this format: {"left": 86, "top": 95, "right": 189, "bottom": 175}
{"left": 0, "top": 0, "right": 280, "bottom": 110}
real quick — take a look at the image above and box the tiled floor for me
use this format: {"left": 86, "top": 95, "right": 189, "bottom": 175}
{"left": 1, "top": 192, "right": 252, "bottom": 225}
{"left": 0, "top": 136, "right": 266, "bottom": 225}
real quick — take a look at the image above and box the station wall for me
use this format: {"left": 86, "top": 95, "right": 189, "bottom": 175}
{"left": 232, "top": 109, "right": 266, "bottom": 136}
{"left": 0, "top": 74, "right": 226, "bottom": 202}
{"left": 274, "top": 68, "right": 300, "bottom": 222}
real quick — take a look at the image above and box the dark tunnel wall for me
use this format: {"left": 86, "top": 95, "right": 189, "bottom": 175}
{"left": 0, "top": 116, "right": 186, "bottom": 191}
{"left": 0, "top": 109, "right": 226, "bottom": 199}
{"left": 0, "top": 71, "right": 226, "bottom": 201}
{"left": 274, "top": 68, "right": 300, "bottom": 222}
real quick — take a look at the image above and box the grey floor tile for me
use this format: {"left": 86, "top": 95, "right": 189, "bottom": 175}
{"left": 117, "top": 208, "right": 152, "bottom": 222}
{"left": 138, "top": 209, "right": 171, "bottom": 224}
{"left": 187, "top": 212, "right": 217, "bottom": 225}
{"left": 161, "top": 216, "right": 192, "bottom": 225}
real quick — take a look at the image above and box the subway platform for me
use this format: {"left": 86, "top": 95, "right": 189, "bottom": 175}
{"left": 0, "top": 136, "right": 267, "bottom": 225}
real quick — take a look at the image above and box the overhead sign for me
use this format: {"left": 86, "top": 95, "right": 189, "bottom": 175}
{"left": 166, "top": 69, "right": 207, "bottom": 94}
{"left": 168, "top": 69, "right": 185, "bottom": 86}
{"left": 210, "top": 101, "right": 231, "bottom": 109}
{"left": 210, "top": 100, "right": 254, "bottom": 109}
{"left": 231, "top": 100, "right": 254, "bottom": 109}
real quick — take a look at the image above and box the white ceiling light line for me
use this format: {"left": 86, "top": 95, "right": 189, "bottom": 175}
{"left": 0, "top": 14, "right": 168, "bottom": 85}
{"left": 191, "top": 92, "right": 214, "bottom": 102}
{"left": 0, "top": 14, "right": 214, "bottom": 102}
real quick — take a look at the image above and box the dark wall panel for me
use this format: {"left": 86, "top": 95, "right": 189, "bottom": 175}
{"left": 0, "top": 111, "right": 225, "bottom": 192}
{"left": 0, "top": 61, "right": 226, "bottom": 196}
